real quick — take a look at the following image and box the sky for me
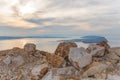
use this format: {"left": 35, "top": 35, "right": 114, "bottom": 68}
{"left": 0, "top": 0, "right": 120, "bottom": 37}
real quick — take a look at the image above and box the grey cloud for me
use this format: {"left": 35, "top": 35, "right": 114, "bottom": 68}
{"left": 25, "top": 18, "right": 55, "bottom": 24}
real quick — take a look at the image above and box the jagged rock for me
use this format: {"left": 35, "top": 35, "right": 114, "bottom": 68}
{"left": 24, "top": 43, "right": 36, "bottom": 54}
{"left": 3, "top": 55, "right": 12, "bottom": 65}
{"left": 55, "top": 42, "right": 77, "bottom": 58}
{"left": 68, "top": 47, "right": 92, "bottom": 70}
{"left": 82, "top": 62, "right": 108, "bottom": 78}
{"left": 30, "top": 63, "right": 49, "bottom": 79}
{"left": 109, "top": 47, "right": 120, "bottom": 57}
{"left": 42, "top": 67, "right": 80, "bottom": 80}
{"left": 105, "top": 52, "right": 120, "bottom": 63}
{"left": 87, "top": 44, "right": 105, "bottom": 57}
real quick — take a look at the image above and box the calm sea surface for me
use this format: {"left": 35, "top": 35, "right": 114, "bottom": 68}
{"left": 0, "top": 36, "right": 119, "bottom": 53}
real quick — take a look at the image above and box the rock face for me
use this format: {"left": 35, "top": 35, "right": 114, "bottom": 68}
{"left": 87, "top": 44, "right": 105, "bottom": 57}
{"left": 42, "top": 67, "right": 80, "bottom": 80}
{"left": 86, "top": 41, "right": 110, "bottom": 58}
{"left": 68, "top": 47, "right": 92, "bottom": 70}
{"left": 82, "top": 62, "right": 108, "bottom": 78}
{"left": 109, "top": 47, "right": 120, "bottom": 56}
{"left": 3, "top": 55, "right": 12, "bottom": 65}
{"left": 12, "top": 55, "right": 24, "bottom": 67}
{"left": 24, "top": 43, "right": 36, "bottom": 54}
{"left": 97, "top": 41, "right": 110, "bottom": 53}
{"left": 40, "top": 51, "right": 64, "bottom": 68}
{"left": 31, "top": 63, "right": 49, "bottom": 79}
{"left": 51, "top": 55, "right": 64, "bottom": 68}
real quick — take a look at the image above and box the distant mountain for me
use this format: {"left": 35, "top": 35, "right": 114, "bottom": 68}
{"left": 0, "top": 36, "right": 66, "bottom": 40}
{"left": 59, "top": 35, "right": 108, "bottom": 43}
{"left": 0, "top": 36, "right": 22, "bottom": 40}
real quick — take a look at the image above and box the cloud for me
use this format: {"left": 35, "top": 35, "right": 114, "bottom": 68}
{"left": 0, "top": 0, "right": 120, "bottom": 36}
{"left": 0, "top": 16, "right": 38, "bottom": 28}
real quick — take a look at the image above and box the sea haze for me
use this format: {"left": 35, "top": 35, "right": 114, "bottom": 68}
{"left": 0, "top": 35, "right": 119, "bottom": 53}
{"left": 0, "top": 36, "right": 66, "bottom": 40}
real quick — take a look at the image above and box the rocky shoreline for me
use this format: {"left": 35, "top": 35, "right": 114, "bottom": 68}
{"left": 0, "top": 41, "right": 120, "bottom": 80}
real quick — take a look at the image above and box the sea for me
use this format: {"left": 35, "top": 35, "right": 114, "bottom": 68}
{"left": 0, "top": 36, "right": 120, "bottom": 53}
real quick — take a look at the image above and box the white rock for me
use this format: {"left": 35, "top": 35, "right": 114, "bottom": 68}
{"left": 68, "top": 47, "right": 92, "bottom": 69}
{"left": 31, "top": 63, "right": 49, "bottom": 79}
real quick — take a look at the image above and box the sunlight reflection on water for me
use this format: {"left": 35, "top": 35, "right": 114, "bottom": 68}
{"left": 0, "top": 37, "right": 119, "bottom": 53}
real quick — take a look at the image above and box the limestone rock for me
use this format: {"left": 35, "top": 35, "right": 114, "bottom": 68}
{"left": 82, "top": 62, "right": 108, "bottom": 78}
{"left": 55, "top": 42, "right": 77, "bottom": 58}
{"left": 40, "top": 51, "right": 64, "bottom": 68}
{"left": 97, "top": 41, "right": 110, "bottom": 53}
{"left": 42, "top": 67, "right": 80, "bottom": 80}
{"left": 111, "top": 47, "right": 120, "bottom": 57}
{"left": 8, "top": 47, "right": 24, "bottom": 56}
{"left": 68, "top": 47, "right": 92, "bottom": 70}
{"left": 51, "top": 54, "right": 64, "bottom": 68}
{"left": 31, "top": 63, "right": 49, "bottom": 79}
{"left": 12, "top": 55, "right": 24, "bottom": 67}
{"left": 87, "top": 41, "right": 110, "bottom": 57}
{"left": 105, "top": 53, "right": 120, "bottom": 63}
{"left": 87, "top": 44, "right": 105, "bottom": 57}
{"left": 3, "top": 55, "right": 12, "bottom": 65}
{"left": 24, "top": 43, "right": 36, "bottom": 54}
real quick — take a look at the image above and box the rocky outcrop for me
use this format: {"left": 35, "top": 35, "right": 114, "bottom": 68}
{"left": 0, "top": 42, "right": 120, "bottom": 80}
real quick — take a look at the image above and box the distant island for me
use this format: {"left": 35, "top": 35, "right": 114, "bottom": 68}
{"left": 59, "top": 35, "right": 108, "bottom": 44}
